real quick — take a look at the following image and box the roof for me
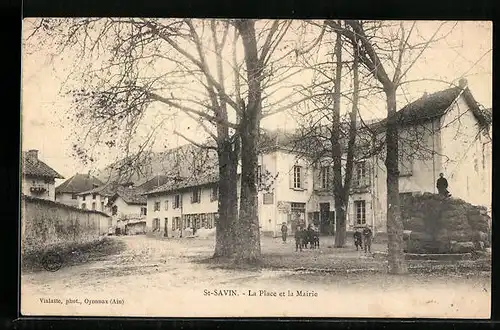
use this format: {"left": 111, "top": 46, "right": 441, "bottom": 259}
{"left": 110, "top": 186, "right": 147, "bottom": 205}
{"left": 370, "top": 87, "right": 492, "bottom": 132}
{"left": 78, "top": 182, "right": 117, "bottom": 197}
{"left": 55, "top": 173, "right": 104, "bottom": 194}
{"left": 136, "top": 174, "right": 178, "bottom": 192}
{"left": 144, "top": 171, "right": 219, "bottom": 195}
{"left": 22, "top": 152, "right": 64, "bottom": 179}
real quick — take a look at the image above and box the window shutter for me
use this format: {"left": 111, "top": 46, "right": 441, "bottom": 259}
{"left": 190, "top": 193, "right": 194, "bottom": 204}
{"left": 165, "top": 200, "right": 168, "bottom": 210}
{"left": 302, "top": 166, "right": 308, "bottom": 190}
{"left": 179, "top": 196, "right": 183, "bottom": 208}
{"left": 289, "top": 166, "right": 294, "bottom": 189}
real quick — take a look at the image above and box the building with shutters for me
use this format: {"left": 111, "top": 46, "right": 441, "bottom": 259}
{"left": 142, "top": 81, "right": 492, "bottom": 238}
{"left": 21, "top": 149, "right": 65, "bottom": 201}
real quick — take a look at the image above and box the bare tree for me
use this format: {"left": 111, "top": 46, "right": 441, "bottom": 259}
{"left": 322, "top": 20, "right": 462, "bottom": 274}
{"left": 25, "top": 18, "right": 311, "bottom": 262}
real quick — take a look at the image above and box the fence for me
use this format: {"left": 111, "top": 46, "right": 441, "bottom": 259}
{"left": 21, "top": 194, "right": 112, "bottom": 254}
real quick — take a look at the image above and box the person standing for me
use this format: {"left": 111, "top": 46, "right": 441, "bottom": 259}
{"left": 295, "top": 226, "right": 303, "bottom": 252}
{"left": 281, "top": 222, "right": 288, "bottom": 243}
{"left": 436, "top": 173, "right": 451, "bottom": 197}
{"left": 362, "top": 226, "right": 373, "bottom": 253}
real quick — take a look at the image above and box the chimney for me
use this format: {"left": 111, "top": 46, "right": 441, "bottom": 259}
{"left": 458, "top": 78, "right": 468, "bottom": 89}
{"left": 26, "top": 149, "right": 38, "bottom": 161}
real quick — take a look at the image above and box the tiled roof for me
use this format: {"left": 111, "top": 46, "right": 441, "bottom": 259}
{"left": 144, "top": 171, "right": 219, "bottom": 195}
{"left": 55, "top": 173, "right": 104, "bottom": 194}
{"left": 136, "top": 174, "right": 178, "bottom": 192}
{"left": 370, "top": 87, "right": 491, "bottom": 132}
{"left": 112, "top": 186, "right": 147, "bottom": 205}
{"left": 22, "top": 152, "right": 64, "bottom": 179}
{"left": 78, "top": 182, "right": 118, "bottom": 197}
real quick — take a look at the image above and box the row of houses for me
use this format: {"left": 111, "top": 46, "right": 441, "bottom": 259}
{"left": 141, "top": 82, "right": 492, "bottom": 237}
{"left": 22, "top": 81, "right": 492, "bottom": 238}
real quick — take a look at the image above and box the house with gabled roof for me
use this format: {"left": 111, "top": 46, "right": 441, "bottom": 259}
{"left": 76, "top": 174, "right": 175, "bottom": 233}
{"left": 143, "top": 171, "right": 222, "bottom": 236}
{"left": 346, "top": 79, "right": 492, "bottom": 233}
{"left": 21, "top": 149, "right": 64, "bottom": 201}
{"left": 55, "top": 173, "right": 104, "bottom": 207}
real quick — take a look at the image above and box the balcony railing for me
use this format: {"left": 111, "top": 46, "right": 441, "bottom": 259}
{"left": 30, "top": 186, "right": 47, "bottom": 194}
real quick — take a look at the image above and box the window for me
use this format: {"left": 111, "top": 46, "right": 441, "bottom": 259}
{"left": 141, "top": 207, "right": 147, "bottom": 216}
{"left": 210, "top": 186, "right": 218, "bottom": 202}
{"left": 398, "top": 141, "right": 414, "bottom": 176}
{"left": 82, "top": 195, "right": 86, "bottom": 201}
{"left": 81, "top": 203, "right": 87, "bottom": 210}
{"left": 164, "top": 200, "right": 169, "bottom": 210}
{"left": 353, "top": 161, "right": 367, "bottom": 187}
{"left": 92, "top": 202, "right": 96, "bottom": 210}
{"left": 320, "top": 166, "right": 331, "bottom": 189}
{"left": 154, "top": 201, "right": 161, "bottom": 211}
{"left": 111, "top": 205, "right": 118, "bottom": 216}
{"left": 92, "top": 193, "right": 97, "bottom": 200}
{"left": 71, "top": 194, "right": 77, "bottom": 200}
{"left": 293, "top": 165, "right": 302, "bottom": 189}
{"left": 191, "top": 188, "right": 201, "bottom": 203}
{"left": 173, "top": 216, "right": 181, "bottom": 230}
{"left": 354, "top": 200, "right": 366, "bottom": 225}
{"left": 257, "top": 165, "right": 262, "bottom": 187}
{"left": 173, "top": 195, "right": 182, "bottom": 209}
{"left": 153, "top": 218, "right": 160, "bottom": 232}
{"left": 101, "top": 202, "right": 105, "bottom": 211}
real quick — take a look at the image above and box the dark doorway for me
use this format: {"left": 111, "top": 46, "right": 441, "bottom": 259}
{"left": 319, "top": 203, "right": 333, "bottom": 235}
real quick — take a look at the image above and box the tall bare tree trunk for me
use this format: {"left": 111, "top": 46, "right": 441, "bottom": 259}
{"left": 332, "top": 28, "right": 347, "bottom": 248}
{"left": 385, "top": 88, "right": 408, "bottom": 274}
{"left": 214, "top": 136, "right": 239, "bottom": 258}
{"left": 234, "top": 19, "right": 262, "bottom": 262}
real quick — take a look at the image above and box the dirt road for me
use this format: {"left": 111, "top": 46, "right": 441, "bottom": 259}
{"left": 21, "top": 235, "right": 491, "bottom": 318}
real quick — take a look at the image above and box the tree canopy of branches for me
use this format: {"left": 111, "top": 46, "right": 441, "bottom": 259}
{"left": 25, "top": 18, "right": 314, "bottom": 262}
{"left": 321, "top": 19, "right": 460, "bottom": 274}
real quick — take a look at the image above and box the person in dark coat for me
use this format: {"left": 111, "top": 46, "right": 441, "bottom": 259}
{"left": 436, "top": 173, "right": 451, "bottom": 197}
{"left": 362, "top": 226, "right": 373, "bottom": 253}
{"left": 281, "top": 222, "right": 288, "bottom": 243}
{"left": 353, "top": 231, "right": 363, "bottom": 251}
{"left": 295, "top": 226, "right": 304, "bottom": 252}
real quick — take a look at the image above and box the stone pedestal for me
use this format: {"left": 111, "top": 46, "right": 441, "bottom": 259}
{"left": 401, "top": 193, "right": 490, "bottom": 254}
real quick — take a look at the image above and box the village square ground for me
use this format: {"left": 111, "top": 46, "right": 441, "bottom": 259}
{"left": 21, "top": 234, "right": 491, "bottom": 318}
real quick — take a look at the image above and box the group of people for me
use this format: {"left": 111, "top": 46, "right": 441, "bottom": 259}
{"left": 280, "top": 222, "right": 373, "bottom": 253}
{"left": 353, "top": 226, "right": 373, "bottom": 253}
{"left": 280, "top": 223, "right": 320, "bottom": 251}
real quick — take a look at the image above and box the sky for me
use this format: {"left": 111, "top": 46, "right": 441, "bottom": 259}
{"left": 21, "top": 20, "right": 492, "bottom": 184}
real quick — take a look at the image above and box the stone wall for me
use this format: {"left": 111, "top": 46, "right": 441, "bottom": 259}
{"left": 401, "top": 193, "right": 491, "bottom": 254}
{"left": 21, "top": 194, "right": 111, "bottom": 254}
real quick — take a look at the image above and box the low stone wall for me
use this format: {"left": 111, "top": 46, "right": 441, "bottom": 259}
{"left": 401, "top": 193, "right": 491, "bottom": 254}
{"left": 21, "top": 194, "right": 111, "bottom": 254}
